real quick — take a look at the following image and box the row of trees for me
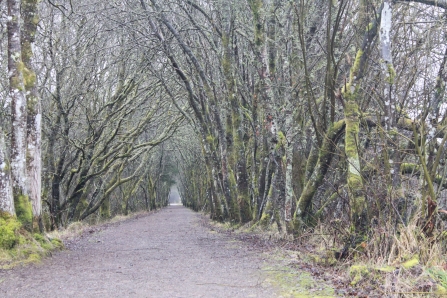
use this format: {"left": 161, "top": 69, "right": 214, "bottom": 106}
{"left": 150, "top": 0, "right": 447, "bottom": 244}
{"left": 0, "top": 0, "right": 181, "bottom": 230}
{"left": 0, "top": 0, "right": 41, "bottom": 230}
{"left": 2, "top": 0, "right": 447, "bottom": 249}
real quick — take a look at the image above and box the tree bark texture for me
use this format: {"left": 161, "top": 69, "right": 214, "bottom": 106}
{"left": 21, "top": 0, "right": 42, "bottom": 227}
{"left": 0, "top": 129, "right": 15, "bottom": 215}
{"left": 8, "top": 0, "right": 28, "bottom": 198}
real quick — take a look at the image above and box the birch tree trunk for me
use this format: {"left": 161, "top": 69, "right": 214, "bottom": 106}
{"left": 21, "top": 0, "right": 42, "bottom": 230}
{"left": 0, "top": 129, "right": 14, "bottom": 215}
{"left": 8, "top": 0, "right": 31, "bottom": 225}
{"left": 380, "top": 0, "right": 404, "bottom": 218}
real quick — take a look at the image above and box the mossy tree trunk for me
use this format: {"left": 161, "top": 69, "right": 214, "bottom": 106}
{"left": 66, "top": 145, "right": 94, "bottom": 222}
{"left": 148, "top": 176, "right": 157, "bottom": 211}
{"left": 45, "top": 73, "right": 69, "bottom": 229}
{"left": 202, "top": 148, "right": 222, "bottom": 220}
{"left": 21, "top": 0, "right": 42, "bottom": 232}
{"left": 257, "top": 137, "right": 276, "bottom": 221}
{"left": 0, "top": 129, "right": 14, "bottom": 215}
{"left": 222, "top": 18, "right": 252, "bottom": 223}
{"left": 408, "top": 11, "right": 447, "bottom": 220}
{"left": 344, "top": 99, "right": 366, "bottom": 232}
{"left": 8, "top": 0, "right": 28, "bottom": 196}
{"left": 248, "top": 0, "right": 285, "bottom": 225}
{"left": 341, "top": 5, "right": 382, "bottom": 235}
{"left": 342, "top": 51, "right": 368, "bottom": 234}
{"left": 8, "top": 0, "right": 32, "bottom": 226}
{"left": 272, "top": 144, "right": 286, "bottom": 232}
{"left": 284, "top": 107, "right": 295, "bottom": 232}
{"left": 293, "top": 120, "right": 345, "bottom": 228}
{"left": 250, "top": 92, "right": 260, "bottom": 220}
{"left": 121, "top": 177, "right": 141, "bottom": 215}
{"left": 100, "top": 197, "right": 111, "bottom": 219}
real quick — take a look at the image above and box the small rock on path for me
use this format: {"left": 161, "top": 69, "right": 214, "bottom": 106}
{"left": 0, "top": 206, "right": 278, "bottom": 297}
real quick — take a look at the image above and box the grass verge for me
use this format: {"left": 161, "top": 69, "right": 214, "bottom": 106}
{"left": 0, "top": 213, "right": 63, "bottom": 269}
{"left": 203, "top": 211, "right": 447, "bottom": 297}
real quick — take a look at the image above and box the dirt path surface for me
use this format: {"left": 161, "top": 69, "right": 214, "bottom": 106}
{"left": 0, "top": 206, "right": 279, "bottom": 297}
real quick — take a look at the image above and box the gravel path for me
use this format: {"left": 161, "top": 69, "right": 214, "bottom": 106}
{"left": 0, "top": 205, "right": 278, "bottom": 297}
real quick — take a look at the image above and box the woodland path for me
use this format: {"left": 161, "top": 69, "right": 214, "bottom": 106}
{"left": 0, "top": 206, "right": 279, "bottom": 297}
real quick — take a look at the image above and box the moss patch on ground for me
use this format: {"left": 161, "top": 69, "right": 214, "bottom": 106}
{"left": 0, "top": 213, "right": 63, "bottom": 269}
{"left": 427, "top": 267, "right": 447, "bottom": 295}
{"left": 0, "top": 214, "right": 22, "bottom": 249}
{"left": 264, "top": 264, "right": 334, "bottom": 297}
{"left": 263, "top": 250, "right": 335, "bottom": 298}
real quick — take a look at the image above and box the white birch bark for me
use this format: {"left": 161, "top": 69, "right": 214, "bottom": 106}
{"left": 22, "top": 0, "right": 42, "bottom": 218}
{"left": 0, "top": 129, "right": 15, "bottom": 215}
{"left": 380, "top": 0, "right": 393, "bottom": 132}
{"left": 8, "top": 0, "right": 28, "bottom": 197}
{"left": 380, "top": 0, "right": 402, "bottom": 193}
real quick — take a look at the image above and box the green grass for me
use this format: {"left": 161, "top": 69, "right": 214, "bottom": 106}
{"left": 0, "top": 213, "right": 63, "bottom": 269}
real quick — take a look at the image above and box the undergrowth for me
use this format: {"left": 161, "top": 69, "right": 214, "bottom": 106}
{"left": 205, "top": 210, "right": 447, "bottom": 297}
{"left": 308, "top": 211, "right": 447, "bottom": 296}
{"left": 0, "top": 213, "right": 63, "bottom": 269}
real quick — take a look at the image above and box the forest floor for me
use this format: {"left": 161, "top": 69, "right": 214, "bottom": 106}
{"left": 0, "top": 205, "right": 340, "bottom": 297}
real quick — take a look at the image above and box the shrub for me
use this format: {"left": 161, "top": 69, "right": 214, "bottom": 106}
{"left": 0, "top": 214, "right": 21, "bottom": 249}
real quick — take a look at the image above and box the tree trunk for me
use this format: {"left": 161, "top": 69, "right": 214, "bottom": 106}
{"left": 222, "top": 26, "right": 252, "bottom": 223}
{"left": 380, "top": 0, "right": 404, "bottom": 222}
{"left": 340, "top": 4, "right": 383, "bottom": 235}
{"left": 284, "top": 108, "right": 295, "bottom": 232}
{"left": 8, "top": 0, "right": 28, "bottom": 196}
{"left": 344, "top": 100, "right": 366, "bottom": 232}
{"left": 21, "top": 0, "right": 42, "bottom": 231}
{"left": 293, "top": 120, "right": 345, "bottom": 228}
{"left": 0, "top": 129, "right": 14, "bottom": 215}
{"left": 100, "top": 197, "right": 111, "bottom": 219}
{"left": 8, "top": 0, "right": 32, "bottom": 228}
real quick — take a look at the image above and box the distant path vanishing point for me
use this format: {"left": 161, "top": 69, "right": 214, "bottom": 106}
{"left": 0, "top": 206, "right": 278, "bottom": 298}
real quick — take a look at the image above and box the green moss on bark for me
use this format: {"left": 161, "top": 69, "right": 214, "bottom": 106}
{"left": 350, "top": 49, "right": 364, "bottom": 82}
{"left": 205, "top": 135, "right": 215, "bottom": 146}
{"left": 294, "top": 120, "right": 345, "bottom": 226}
{"left": 259, "top": 201, "right": 273, "bottom": 228}
{"left": 228, "top": 171, "right": 241, "bottom": 223}
{"left": 75, "top": 197, "right": 88, "bottom": 219}
{"left": 343, "top": 77, "right": 366, "bottom": 233}
{"left": 239, "top": 193, "right": 253, "bottom": 224}
{"left": 100, "top": 198, "right": 111, "bottom": 219}
{"left": 386, "top": 63, "right": 396, "bottom": 84}
{"left": 344, "top": 103, "right": 360, "bottom": 157}
{"left": 248, "top": 0, "right": 264, "bottom": 46}
{"left": 14, "top": 195, "right": 32, "bottom": 229}
{"left": 22, "top": 62, "right": 36, "bottom": 90}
